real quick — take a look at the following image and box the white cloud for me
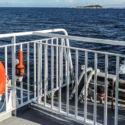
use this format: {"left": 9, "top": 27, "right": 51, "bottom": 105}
{"left": 56, "top": 0, "right": 59, "bottom": 2}
{"left": 65, "top": 0, "right": 74, "bottom": 3}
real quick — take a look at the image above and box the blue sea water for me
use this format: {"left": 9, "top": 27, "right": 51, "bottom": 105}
{"left": 0, "top": 8, "right": 125, "bottom": 124}
{"left": 0, "top": 8, "right": 125, "bottom": 81}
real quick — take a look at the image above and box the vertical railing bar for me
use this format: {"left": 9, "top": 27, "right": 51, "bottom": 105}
{"left": 34, "top": 43, "right": 36, "bottom": 99}
{"left": 5, "top": 46, "right": 8, "bottom": 112}
{"left": 75, "top": 50, "right": 78, "bottom": 119}
{"left": 46, "top": 40, "right": 48, "bottom": 104}
{"left": 27, "top": 43, "right": 30, "bottom": 102}
{"left": 63, "top": 39, "right": 67, "bottom": 85}
{"left": 84, "top": 51, "right": 88, "bottom": 122}
{"left": 40, "top": 41, "right": 42, "bottom": 96}
{"left": 51, "top": 39, "right": 54, "bottom": 109}
{"left": 59, "top": 46, "right": 62, "bottom": 112}
{"left": 20, "top": 44, "right": 22, "bottom": 51}
{"left": 11, "top": 36, "right": 16, "bottom": 109}
{"left": 56, "top": 38, "right": 58, "bottom": 89}
{"left": 37, "top": 42, "right": 40, "bottom": 103}
{"left": 20, "top": 44, "right": 23, "bottom": 105}
{"left": 115, "top": 56, "right": 119, "bottom": 125}
{"left": 104, "top": 54, "right": 108, "bottom": 125}
{"left": 61, "top": 38, "right": 63, "bottom": 86}
{"left": 44, "top": 40, "right": 48, "bottom": 106}
{"left": 66, "top": 48, "right": 69, "bottom": 115}
{"left": 94, "top": 53, "right": 97, "bottom": 124}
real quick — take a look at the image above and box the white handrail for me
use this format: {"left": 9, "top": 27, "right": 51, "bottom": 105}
{"left": 33, "top": 32, "right": 125, "bottom": 46}
{"left": 0, "top": 28, "right": 68, "bottom": 38}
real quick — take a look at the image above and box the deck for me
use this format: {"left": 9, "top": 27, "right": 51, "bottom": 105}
{"left": 0, "top": 104, "right": 83, "bottom": 125}
{"left": 1, "top": 87, "right": 125, "bottom": 125}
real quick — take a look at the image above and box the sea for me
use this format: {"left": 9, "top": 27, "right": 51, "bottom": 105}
{"left": 0, "top": 8, "right": 125, "bottom": 124}
{"left": 0, "top": 7, "right": 125, "bottom": 82}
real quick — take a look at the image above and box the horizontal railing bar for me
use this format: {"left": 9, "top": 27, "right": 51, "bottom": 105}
{"left": 118, "top": 88, "right": 125, "bottom": 92}
{"left": 1, "top": 37, "right": 124, "bottom": 58}
{"left": 0, "top": 38, "right": 56, "bottom": 48}
{"left": 37, "top": 42, "right": 125, "bottom": 58}
{"left": 33, "top": 32, "right": 125, "bottom": 47}
{"left": 0, "top": 28, "right": 68, "bottom": 38}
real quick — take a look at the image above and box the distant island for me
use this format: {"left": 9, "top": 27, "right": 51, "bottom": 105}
{"left": 71, "top": 5, "right": 108, "bottom": 9}
{"left": 71, "top": 5, "right": 125, "bottom": 9}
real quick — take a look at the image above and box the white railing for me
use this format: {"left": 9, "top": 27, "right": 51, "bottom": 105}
{"left": 0, "top": 28, "right": 124, "bottom": 125}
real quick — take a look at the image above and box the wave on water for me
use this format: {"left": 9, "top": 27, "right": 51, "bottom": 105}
{"left": 119, "top": 62, "right": 125, "bottom": 74}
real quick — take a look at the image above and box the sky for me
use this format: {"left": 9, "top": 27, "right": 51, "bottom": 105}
{"left": 0, "top": 0, "right": 125, "bottom": 7}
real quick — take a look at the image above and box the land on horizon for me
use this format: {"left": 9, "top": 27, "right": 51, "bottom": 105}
{"left": 71, "top": 5, "right": 125, "bottom": 9}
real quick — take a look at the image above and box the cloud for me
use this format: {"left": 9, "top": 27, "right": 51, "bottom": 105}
{"left": 56, "top": 0, "right": 59, "bottom": 2}
{"left": 65, "top": 0, "right": 74, "bottom": 3}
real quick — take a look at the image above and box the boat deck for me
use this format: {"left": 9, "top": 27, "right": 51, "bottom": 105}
{"left": 0, "top": 104, "right": 83, "bottom": 125}
{"left": 1, "top": 86, "right": 125, "bottom": 125}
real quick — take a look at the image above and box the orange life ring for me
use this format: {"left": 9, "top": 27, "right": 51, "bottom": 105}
{"left": 0, "top": 61, "right": 6, "bottom": 96}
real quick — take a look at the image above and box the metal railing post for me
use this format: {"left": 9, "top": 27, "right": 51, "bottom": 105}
{"left": 66, "top": 48, "right": 69, "bottom": 115}
{"left": 5, "top": 46, "right": 8, "bottom": 112}
{"left": 27, "top": 43, "right": 30, "bottom": 102}
{"left": 11, "top": 36, "right": 16, "bottom": 115}
{"left": 84, "top": 51, "right": 88, "bottom": 122}
{"left": 59, "top": 46, "right": 62, "bottom": 112}
{"left": 115, "top": 56, "right": 119, "bottom": 125}
{"left": 94, "top": 53, "right": 97, "bottom": 124}
{"left": 104, "top": 55, "right": 108, "bottom": 125}
{"left": 56, "top": 38, "right": 58, "bottom": 89}
{"left": 37, "top": 42, "right": 41, "bottom": 103}
{"left": 40, "top": 41, "right": 42, "bottom": 96}
{"left": 34, "top": 43, "right": 36, "bottom": 99}
{"left": 75, "top": 50, "right": 78, "bottom": 119}
{"left": 51, "top": 39, "right": 54, "bottom": 109}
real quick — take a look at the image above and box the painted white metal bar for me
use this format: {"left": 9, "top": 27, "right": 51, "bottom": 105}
{"left": 104, "top": 55, "right": 108, "bottom": 125}
{"left": 33, "top": 32, "right": 125, "bottom": 47}
{"left": 59, "top": 46, "right": 62, "bottom": 112}
{"left": 27, "top": 43, "right": 30, "bottom": 101}
{"left": 20, "top": 44, "right": 23, "bottom": 105}
{"left": 44, "top": 40, "right": 48, "bottom": 106}
{"left": 34, "top": 43, "right": 36, "bottom": 99}
{"left": 0, "top": 27, "right": 124, "bottom": 46}
{"left": 56, "top": 38, "right": 58, "bottom": 89}
{"left": 37, "top": 43, "right": 41, "bottom": 103}
{"left": 63, "top": 40, "right": 67, "bottom": 85}
{"left": 75, "top": 50, "right": 78, "bottom": 119}
{"left": 46, "top": 40, "right": 48, "bottom": 103}
{"left": 21, "top": 80, "right": 23, "bottom": 105}
{"left": 61, "top": 38, "right": 64, "bottom": 86}
{"left": 84, "top": 51, "right": 88, "bottom": 122}
{"left": 0, "top": 28, "right": 69, "bottom": 39}
{"left": 0, "top": 39, "right": 124, "bottom": 58}
{"left": 11, "top": 36, "right": 16, "bottom": 108}
{"left": 5, "top": 46, "right": 8, "bottom": 112}
{"left": 115, "top": 56, "right": 119, "bottom": 125}
{"left": 51, "top": 39, "right": 54, "bottom": 109}
{"left": 94, "top": 53, "right": 97, "bottom": 125}
{"left": 66, "top": 48, "right": 69, "bottom": 115}
{"left": 20, "top": 44, "right": 22, "bottom": 51}
{"left": 40, "top": 42, "right": 124, "bottom": 58}
{"left": 40, "top": 41, "right": 42, "bottom": 95}
{"left": 0, "top": 38, "right": 56, "bottom": 49}
{"left": 118, "top": 88, "right": 125, "bottom": 92}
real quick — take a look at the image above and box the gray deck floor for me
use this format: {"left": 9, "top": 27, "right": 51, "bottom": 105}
{"left": 0, "top": 86, "right": 125, "bottom": 125}
{"left": 0, "top": 104, "right": 84, "bottom": 125}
